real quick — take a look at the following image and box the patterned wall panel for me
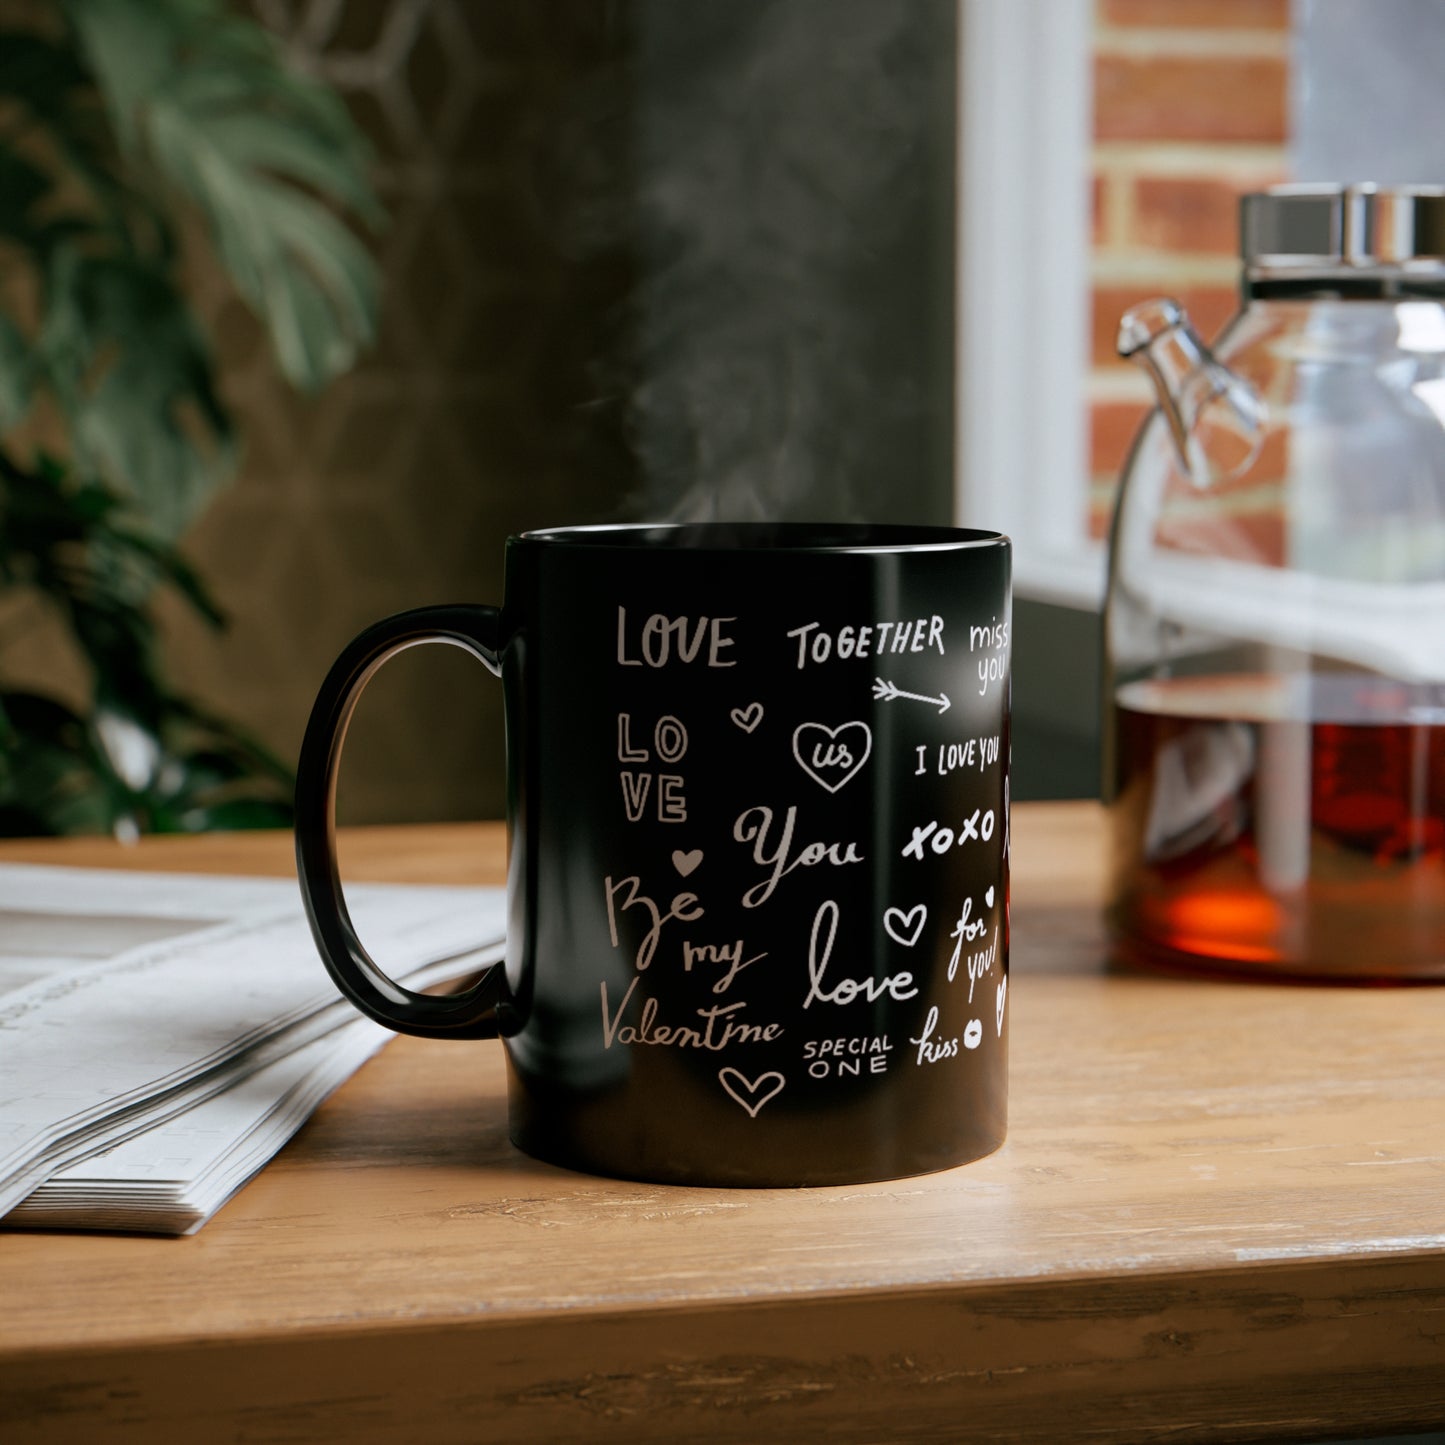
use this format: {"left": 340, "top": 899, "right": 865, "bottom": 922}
{"left": 149, "top": 0, "right": 956, "bottom": 828}
{"left": 161, "top": 0, "right": 638, "bottom": 825}
{"left": 0, "top": 0, "right": 955, "bottom": 829}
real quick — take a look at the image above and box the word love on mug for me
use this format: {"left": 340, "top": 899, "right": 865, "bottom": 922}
{"left": 298, "top": 523, "right": 1010, "bottom": 1189}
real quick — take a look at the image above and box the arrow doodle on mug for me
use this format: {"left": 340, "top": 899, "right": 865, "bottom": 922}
{"left": 872, "top": 678, "right": 951, "bottom": 714}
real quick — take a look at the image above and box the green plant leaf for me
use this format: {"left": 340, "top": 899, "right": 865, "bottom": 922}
{"left": 172, "top": 797, "right": 292, "bottom": 832}
{"left": 0, "top": 451, "right": 222, "bottom": 726}
{"left": 0, "top": 31, "right": 92, "bottom": 136}
{"left": 163, "top": 695, "right": 295, "bottom": 786}
{"left": 37, "top": 247, "right": 235, "bottom": 535}
{"left": 0, "top": 689, "right": 117, "bottom": 836}
{"left": 0, "top": 2, "right": 357, "bottom": 838}
{"left": 0, "top": 149, "right": 52, "bottom": 245}
{"left": 0, "top": 315, "right": 32, "bottom": 429}
{"left": 0, "top": 27, "right": 149, "bottom": 252}
{"left": 0, "top": 679, "right": 296, "bottom": 838}
{"left": 66, "top": 0, "right": 382, "bottom": 392}
{"left": 106, "top": 524, "right": 225, "bottom": 627}
{"left": 55, "top": 1, "right": 176, "bottom": 154}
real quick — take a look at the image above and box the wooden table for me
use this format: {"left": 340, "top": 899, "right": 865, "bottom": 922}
{"left": 2, "top": 802, "right": 1443, "bottom": 1444}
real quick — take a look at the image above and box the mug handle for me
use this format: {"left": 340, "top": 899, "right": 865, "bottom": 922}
{"left": 295, "top": 604, "right": 507, "bottom": 1040}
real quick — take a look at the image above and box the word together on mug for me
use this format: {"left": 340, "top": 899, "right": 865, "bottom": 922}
{"left": 786, "top": 616, "right": 946, "bottom": 669}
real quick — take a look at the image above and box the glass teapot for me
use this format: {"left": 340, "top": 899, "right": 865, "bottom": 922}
{"left": 1105, "top": 184, "right": 1445, "bottom": 981}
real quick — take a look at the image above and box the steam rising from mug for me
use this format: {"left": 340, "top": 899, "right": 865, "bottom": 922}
{"left": 555, "top": 1, "right": 951, "bottom": 523}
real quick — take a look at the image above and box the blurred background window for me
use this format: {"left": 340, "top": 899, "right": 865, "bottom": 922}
{"left": 5, "top": 0, "right": 1440, "bottom": 832}
{"left": 1003, "top": 0, "right": 1290, "bottom": 801}
{"left": 999, "top": 0, "right": 1445, "bottom": 804}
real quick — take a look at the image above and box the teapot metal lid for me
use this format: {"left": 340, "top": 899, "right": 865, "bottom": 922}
{"left": 1242, "top": 184, "right": 1445, "bottom": 294}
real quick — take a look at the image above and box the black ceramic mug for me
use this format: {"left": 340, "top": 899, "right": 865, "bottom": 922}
{"left": 296, "top": 523, "right": 1011, "bottom": 1187}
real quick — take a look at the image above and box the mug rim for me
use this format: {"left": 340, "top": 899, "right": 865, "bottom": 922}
{"left": 515, "top": 522, "right": 1009, "bottom": 554}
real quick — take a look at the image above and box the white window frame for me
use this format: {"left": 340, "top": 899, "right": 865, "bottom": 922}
{"left": 955, "top": 0, "right": 1105, "bottom": 610}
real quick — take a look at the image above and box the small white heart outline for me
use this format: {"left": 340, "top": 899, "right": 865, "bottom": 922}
{"left": 718, "top": 1068, "right": 786, "bottom": 1118}
{"left": 792, "top": 720, "right": 872, "bottom": 793}
{"left": 996, "top": 976, "right": 1008, "bottom": 1036}
{"left": 730, "top": 702, "right": 764, "bottom": 734}
{"left": 985, "top": 885, "right": 995, "bottom": 909}
{"left": 672, "top": 849, "right": 704, "bottom": 877}
{"left": 883, "top": 904, "right": 927, "bottom": 948}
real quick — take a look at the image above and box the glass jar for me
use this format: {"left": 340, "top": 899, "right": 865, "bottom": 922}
{"left": 1105, "top": 184, "right": 1445, "bottom": 981}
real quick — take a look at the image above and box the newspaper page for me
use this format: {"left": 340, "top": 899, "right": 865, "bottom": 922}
{"left": 0, "top": 865, "right": 506, "bottom": 1232}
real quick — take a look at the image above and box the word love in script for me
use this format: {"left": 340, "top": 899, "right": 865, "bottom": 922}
{"left": 804, "top": 900, "right": 918, "bottom": 1009}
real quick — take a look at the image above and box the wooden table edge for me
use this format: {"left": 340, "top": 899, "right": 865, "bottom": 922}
{"left": 4, "top": 1251, "right": 1444, "bottom": 1442}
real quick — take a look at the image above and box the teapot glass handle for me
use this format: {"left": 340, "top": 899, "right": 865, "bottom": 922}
{"left": 1118, "top": 296, "right": 1267, "bottom": 487}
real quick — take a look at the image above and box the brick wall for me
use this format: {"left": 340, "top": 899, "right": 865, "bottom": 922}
{"left": 1088, "top": 0, "right": 1290, "bottom": 537}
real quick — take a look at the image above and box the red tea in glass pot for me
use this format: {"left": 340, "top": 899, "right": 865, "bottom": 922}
{"left": 1105, "top": 186, "right": 1445, "bottom": 981}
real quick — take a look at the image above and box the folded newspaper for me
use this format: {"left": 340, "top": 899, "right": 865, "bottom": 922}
{"left": 0, "top": 864, "right": 505, "bottom": 1235}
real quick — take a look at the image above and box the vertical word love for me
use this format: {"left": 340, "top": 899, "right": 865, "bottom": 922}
{"left": 617, "top": 713, "right": 689, "bottom": 823}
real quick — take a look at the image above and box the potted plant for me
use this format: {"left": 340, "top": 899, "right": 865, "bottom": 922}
{"left": 0, "top": 0, "right": 381, "bottom": 835}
